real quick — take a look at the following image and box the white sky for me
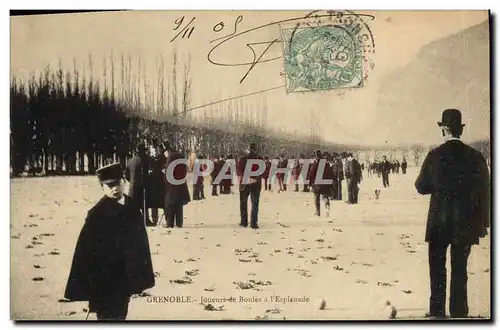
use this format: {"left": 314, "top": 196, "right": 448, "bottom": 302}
{"left": 10, "top": 10, "right": 489, "bottom": 146}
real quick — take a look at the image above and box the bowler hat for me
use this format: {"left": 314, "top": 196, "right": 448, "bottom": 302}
{"left": 136, "top": 142, "right": 146, "bottom": 153}
{"left": 96, "top": 163, "right": 123, "bottom": 184}
{"left": 438, "top": 109, "right": 465, "bottom": 128}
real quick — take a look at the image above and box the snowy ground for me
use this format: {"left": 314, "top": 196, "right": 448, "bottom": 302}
{"left": 10, "top": 167, "right": 490, "bottom": 320}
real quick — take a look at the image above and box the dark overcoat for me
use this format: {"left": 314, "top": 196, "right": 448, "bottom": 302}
{"left": 64, "top": 195, "right": 155, "bottom": 311}
{"left": 164, "top": 150, "right": 191, "bottom": 206}
{"left": 124, "top": 154, "right": 150, "bottom": 206}
{"left": 415, "top": 140, "right": 490, "bottom": 245}
{"left": 147, "top": 154, "right": 166, "bottom": 208}
{"left": 346, "top": 158, "right": 362, "bottom": 185}
{"left": 308, "top": 159, "right": 334, "bottom": 196}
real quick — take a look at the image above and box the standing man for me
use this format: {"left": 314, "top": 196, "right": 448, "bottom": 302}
{"left": 148, "top": 142, "right": 167, "bottom": 226}
{"left": 298, "top": 153, "right": 310, "bottom": 192}
{"left": 331, "top": 153, "right": 344, "bottom": 201}
{"left": 401, "top": 158, "right": 408, "bottom": 174}
{"left": 64, "top": 163, "right": 155, "bottom": 320}
{"left": 164, "top": 143, "right": 191, "bottom": 228}
{"left": 276, "top": 154, "right": 287, "bottom": 192}
{"left": 211, "top": 155, "right": 222, "bottom": 196}
{"left": 308, "top": 150, "right": 333, "bottom": 217}
{"left": 262, "top": 155, "right": 271, "bottom": 191}
{"left": 192, "top": 153, "right": 206, "bottom": 200}
{"left": 345, "top": 153, "right": 363, "bottom": 204}
{"left": 415, "top": 109, "right": 490, "bottom": 319}
{"left": 237, "top": 143, "right": 262, "bottom": 229}
{"left": 124, "top": 142, "right": 152, "bottom": 226}
{"left": 292, "top": 155, "right": 301, "bottom": 192}
{"left": 381, "top": 155, "right": 391, "bottom": 188}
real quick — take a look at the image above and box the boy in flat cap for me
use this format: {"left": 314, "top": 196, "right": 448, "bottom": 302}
{"left": 415, "top": 109, "right": 490, "bottom": 319}
{"left": 64, "top": 163, "right": 155, "bottom": 320}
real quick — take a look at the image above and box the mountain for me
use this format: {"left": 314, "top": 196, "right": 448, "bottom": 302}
{"left": 374, "top": 19, "right": 490, "bottom": 146}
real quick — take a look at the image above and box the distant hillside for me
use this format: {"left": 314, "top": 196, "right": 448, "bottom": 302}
{"left": 374, "top": 20, "right": 490, "bottom": 146}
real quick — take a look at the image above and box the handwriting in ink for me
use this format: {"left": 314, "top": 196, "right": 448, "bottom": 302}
{"left": 239, "top": 39, "right": 279, "bottom": 83}
{"left": 210, "top": 15, "right": 243, "bottom": 44}
{"left": 170, "top": 16, "right": 196, "bottom": 42}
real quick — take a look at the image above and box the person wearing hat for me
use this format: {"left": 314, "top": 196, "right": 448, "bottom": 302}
{"left": 220, "top": 154, "right": 233, "bottom": 195}
{"left": 331, "top": 152, "right": 343, "bottom": 200}
{"left": 380, "top": 155, "right": 391, "bottom": 188}
{"left": 276, "top": 154, "right": 287, "bottom": 192}
{"left": 308, "top": 150, "right": 333, "bottom": 217}
{"left": 262, "top": 155, "right": 271, "bottom": 191}
{"left": 415, "top": 109, "right": 490, "bottom": 319}
{"left": 164, "top": 142, "right": 191, "bottom": 228}
{"left": 297, "top": 153, "right": 310, "bottom": 192}
{"left": 401, "top": 157, "right": 408, "bottom": 174}
{"left": 236, "top": 143, "right": 263, "bottom": 229}
{"left": 124, "top": 142, "right": 153, "bottom": 226}
{"left": 64, "top": 163, "right": 155, "bottom": 320}
{"left": 345, "top": 153, "right": 362, "bottom": 204}
{"left": 148, "top": 142, "right": 167, "bottom": 226}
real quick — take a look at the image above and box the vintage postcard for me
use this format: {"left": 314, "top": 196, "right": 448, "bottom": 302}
{"left": 10, "top": 10, "right": 491, "bottom": 321}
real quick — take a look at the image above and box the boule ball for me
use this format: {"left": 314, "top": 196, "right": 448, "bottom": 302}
{"left": 318, "top": 298, "right": 326, "bottom": 310}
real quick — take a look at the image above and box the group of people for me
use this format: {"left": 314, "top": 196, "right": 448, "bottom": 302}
{"left": 366, "top": 156, "right": 408, "bottom": 187}
{"left": 120, "top": 138, "right": 370, "bottom": 229}
{"left": 63, "top": 108, "right": 490, "bottom": 321}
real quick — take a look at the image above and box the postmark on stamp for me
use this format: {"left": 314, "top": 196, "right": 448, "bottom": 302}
{"left": 280, "top": 10, "right": 375, "bottom": 93}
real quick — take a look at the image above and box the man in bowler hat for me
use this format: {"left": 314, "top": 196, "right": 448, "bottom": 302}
{"left": 237, "top": 143, "right": 263, "bottom": 229}
{"left": 415, "top": 109, "right": 490, "bottom": 318}
{"left": 64, "top": 163, "right": 155, "bottom": 320}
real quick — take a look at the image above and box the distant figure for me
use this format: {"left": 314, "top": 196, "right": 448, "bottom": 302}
{"left": 221, "top": 154, "right": 235, "bottom": 194}
{"left": 164, "top": 143, "right": 191, "bottom": 228}
{"left": 298, "top": 153, "right": 310, "bottom": 192}
{"left": 124, "top": 142, "right": 151, "bottom": 225}
{"left": 237, "top": 143, "right": 263, "bottom": 229}
{"left": 277, "top": 154, "right": 287, "bottom": 192}
{"left": 332, "top": 152, "right": 344, "bottom": 200}
{"left": 415, "top": 109, "right": 490, "bottom": 319}
{"left": 308, "top": 150, "right": 334, "bottom": 217}
{"left": 64, "top": 163, "right": 155, "bottom": 320}
{"left": 192, "top": 153, "right": 206, "bottom": 201}
{"left": 188, "top": 148, "right": 197, "bottom": 173}
{"left": 345, "top": 153, "right": 363, "bottom": 204}
{"left": 381, "top": 156, "right": 391, "bottom": 187}
{"left": 292, "top": 155, "right": 301, "bottom": 192}
{"left": 262, "top": 156, "right": 271, "bottom": 191}
{"left": 401, "top": 158, "right": 408, "bottom": 174}
{"left": 148, "top": 142, "right": 167, "bottom": 226}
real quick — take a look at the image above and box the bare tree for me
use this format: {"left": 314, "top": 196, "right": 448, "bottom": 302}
{"left": 181, "top": 54, "right": 192, "bottom": 124}
{"left": 412, "top": 145, "right": 424, "bottom": 166}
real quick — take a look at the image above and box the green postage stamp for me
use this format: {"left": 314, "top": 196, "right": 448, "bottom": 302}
{"left": 281, "top": 25, "right": 365, "bottom": 93}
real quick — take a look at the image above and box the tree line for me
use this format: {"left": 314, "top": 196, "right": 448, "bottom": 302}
{"left": 10, "top": 54, "right": 345, "bottom": 177}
